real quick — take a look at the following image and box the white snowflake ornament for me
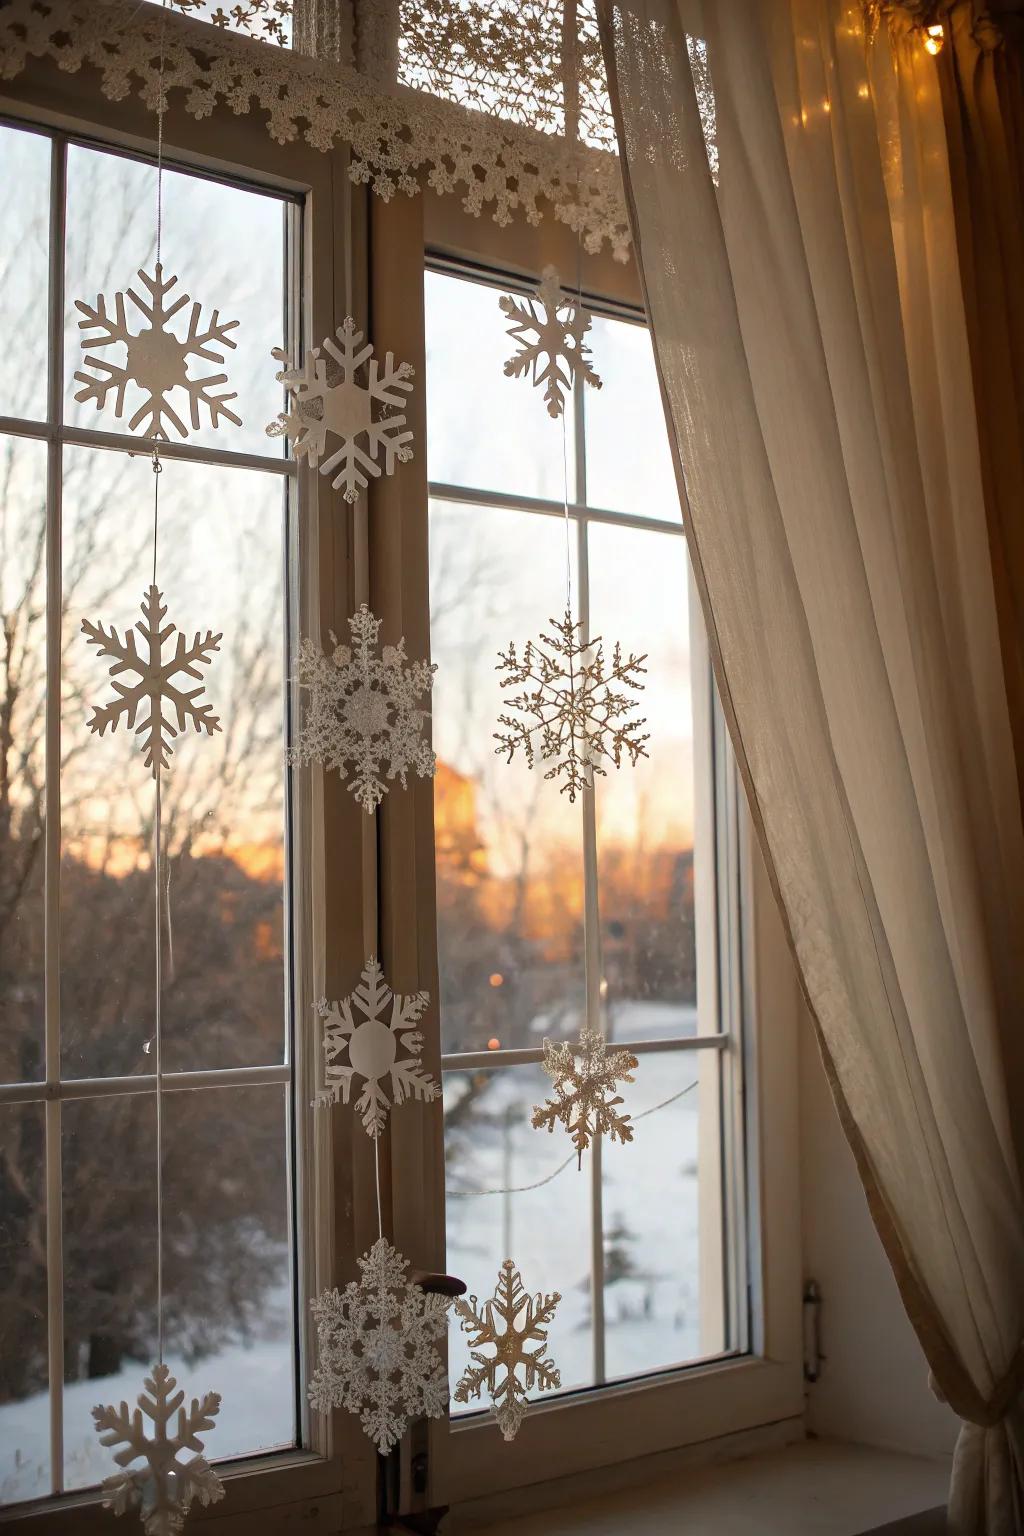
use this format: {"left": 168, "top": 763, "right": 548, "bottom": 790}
{"left": 290, "top": 604, "right": 436, "bottom": 813}
{"left": 92, "top": 1361, "right": 224, "bottom": 1536}
{"left": 75, "top": 264, "right": 241, "bottom": 440}
{"left": 82, "top": 586, "right": 222, "bottom": 777}
{"left": 315, "top": 957, "right": 439, "bottom": 1135}
{"left": 495, "top": 608, "right": 648, "bottom": 802}
{"left": 500, "top": 266, "right": 602, "bottom": 419}
{"left": 308, "top": 1237, "right": 452, "bottom": 1454}
{"left": 267, "top": 319, "right": 414, "bottom": 502}
{"left": 454, "top": 1260, "right": 561, "bottom": 1441}
{"left": 532, "top": 1026, "right": 639, "bottom": 1168}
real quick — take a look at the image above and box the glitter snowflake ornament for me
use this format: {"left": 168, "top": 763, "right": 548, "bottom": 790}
{"left": 315, "top": 957, "right": 439, "bottom": 1135}
{"left": 308, "top": 1237, "right": 452, "bottom": 1454}
{"left": 92, "top": 1362, "right": 224, "bottom": 1536}
{"left": 82, "top": 586, "right": 222, "bottom": 777}
{"left": 532, "top": 1026, "right": 639, "bottom": 1168}
{"left": 500, "top": 265, "right": 602, "bottom": 419}
{"left": 495, "top": 608, "right": 648, "bottom": 802}
{"left": 75, "top": 264, "right": 241, "bottom": 440}
{"left": 453, "top": 1260, "right": 561, "bottom": 1441}
{"left": 267, "top": 319, "right": 414, "bottom": 502}
{"left": 290, "top": 604, "right": 436, "bottom": 813}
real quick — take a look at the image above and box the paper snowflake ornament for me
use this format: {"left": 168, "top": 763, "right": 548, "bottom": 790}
{"left": 495, "top": 608, "right": 649, "bottom": 802}
{"left": 267, "top": 319, "right": 414, "bottom": 502}
{"left": 290, "top": 604, "right": 436, "bottom": 813}
{"left": 75, "top": 264, "right": 241, "bottom": 440}
{"left": 453, "top": 1260, "right": 561, "bottom": 1441}
{"left": 308, "top": 1237, "right": 452, "bottom": 1454}
{"left": 500, "top": 266, "right": 602, "bottom": 419}
{"left": 315, "top": 957, "right": 439, "bottom": 1135}
{"left": 92, "top": 1362, "right": 224, "bottom": 1536}
{"left": 532, "top": 1027, "right": 639, "bottom": 1168}
{"left": 82, "top": 585, "right": 222, "bottom": 777}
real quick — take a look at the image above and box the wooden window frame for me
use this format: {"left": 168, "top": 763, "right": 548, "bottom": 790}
{"left": 0, "top": 41, "right": 805, "bottom": 1533}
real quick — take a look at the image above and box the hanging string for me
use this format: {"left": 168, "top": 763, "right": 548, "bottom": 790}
{"left": 373, "top": 1133, "right": 384, "bottom": 1241}
{"left": 152, "top": 0, "right": 169, "bottom": 1371}
{"left": 446, "top": 1077, "right": 698, "bottom": 1199}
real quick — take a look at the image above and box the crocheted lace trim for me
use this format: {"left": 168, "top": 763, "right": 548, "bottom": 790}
{"left": 0, "top": 0, "right": 631, "bottom": 260}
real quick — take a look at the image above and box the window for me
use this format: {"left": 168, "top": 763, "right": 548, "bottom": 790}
{"left": 425, "top": 265, "right": 748, "bottom": 1411}
{"left": 0, "top": 121, "right": 301, "bottom": 1505}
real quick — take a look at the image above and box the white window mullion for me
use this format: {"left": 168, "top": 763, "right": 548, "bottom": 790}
{"left": 43, "top": 130, "right": 67, "bottom": 1498}
{"left": 574, "top": 380, "right": 607, "bottom": 1388}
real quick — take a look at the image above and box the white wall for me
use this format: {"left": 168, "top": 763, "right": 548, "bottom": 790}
{"left": 797, "top": 1008, "right": 959, "bottom": 1460}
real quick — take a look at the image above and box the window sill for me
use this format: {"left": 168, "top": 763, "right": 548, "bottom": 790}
{"left": 446, "top": 1438, "right": 950, "bottom": 1536}
{"left": 0, "top": 1451, "right": 343, "bottom": 1534}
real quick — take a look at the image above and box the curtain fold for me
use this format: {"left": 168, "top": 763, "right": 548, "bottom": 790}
{"left": 597, "top": 1, "right": 1024, "bottom": 1529}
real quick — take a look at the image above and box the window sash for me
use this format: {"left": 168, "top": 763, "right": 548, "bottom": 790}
{"left": 425, "top": 257, "right": 749, "bottom": 1420}
{"left": 0, "top": 117, "right": 305, "bottom": 1505}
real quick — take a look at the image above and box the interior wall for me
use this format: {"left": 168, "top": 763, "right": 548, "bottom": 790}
{"left": 797, "top": 1008, "right": 960, "bottom": 1460}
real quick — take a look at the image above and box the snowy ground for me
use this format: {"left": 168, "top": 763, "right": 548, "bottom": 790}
{"left": 0, "top": 1295, "right": 296, "bottom": 1506}
{"left": 444, "top": 1013, "right": 714, "bottom": 1411}
{"left": 1, "top": 1007, "right": 715, "bottom": 1502}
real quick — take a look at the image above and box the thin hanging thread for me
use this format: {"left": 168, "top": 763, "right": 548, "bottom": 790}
{"left": 446, "top": 1077, "right": 698, "bottom": 1199}
{"left": 373, "top": 1133, "right": 384, "bottom": 1241}
{"left": 152, "top": 0, "right": 168, "bottom": 1370}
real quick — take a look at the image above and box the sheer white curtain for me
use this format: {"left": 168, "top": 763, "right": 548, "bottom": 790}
{"left": 597, "top": 1, "right": 1024, "bottom": 1529}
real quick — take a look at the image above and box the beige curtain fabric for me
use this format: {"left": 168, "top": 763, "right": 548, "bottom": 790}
{"left": 597, "top": 1, "right": 1024, "bottom": 1529}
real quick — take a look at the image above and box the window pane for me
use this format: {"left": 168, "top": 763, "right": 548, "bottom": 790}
{"left": 64, "top": 145, "right": 288, "bottom": 457}
{"left": 0, "top": 434, "right": 48, "bottom": 1085}
{"left": 584, "top": 316, "right": 680, "bottom": 521}
{"left": 588, "top": 522, "right": 699, "bottom": 1035}
{"left": 0, "top": 1102, "right": 49, "bottom": 1505}
{"left": 61, "top": 1084, "right": 294, "bottom": 1489}
{"left": 60, "top": 447, "right": 288, "bottom": 1077}
{"left": 600, "top": 1048, "right": 723, "bottom": 1379}
{"left": 0, "top": 125, "right": 49, "bottom": 422}
{"left": 445, "top": 1063, "right": 593, "bottom": 1402}
{"left": 425, "top": 272, "right": 565, "bottom": 502}
{"left": 430, "top": 499, "right": 585, "bottom": 1054}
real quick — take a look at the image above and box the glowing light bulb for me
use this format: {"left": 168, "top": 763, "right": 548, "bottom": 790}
{"left": 924, "top": 23, "right": 944, "bottom": 54}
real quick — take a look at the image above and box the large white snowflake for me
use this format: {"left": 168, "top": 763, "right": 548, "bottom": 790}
{"left": 290, "top": 603, "right": 436, "bottom": 813}
{"left": 267, "top": 319, "right": 414, "bottom": 502}
{"left": 82, "top": 585, "right": 222, "bottom": 777}
{"left": 495, "top": 608, "right": 648, "bottom": 802}
{"left": 75, "top": 264, "right": 241, "bottom": 440}
{"left": 453, "top": 1260, "right": 561, "bottom": 1441}
{"left": 500, "top": 265, "right": 602, "bottom": 418}
{"left": 92, "top": 1361, "right": 224, "bottom": 1536}
{"left": 315, "top": 957, "right": 439, "bottom": 1136}
{"left": 532, "top": 1026, "right": 639, "bottom": 1168}
{"left": 308, "top": 1237, "right": 452, "bottom": 1454}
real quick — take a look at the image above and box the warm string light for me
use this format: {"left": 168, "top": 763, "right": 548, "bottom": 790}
{"left": 923, "top": 22, "right": 945, "bottom": 54}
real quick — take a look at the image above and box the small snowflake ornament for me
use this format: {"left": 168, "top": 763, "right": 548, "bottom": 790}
{"left": 315, "top": 957, "right": 439, "bottom": 1135}
{"left": 453, "top": 1260, "right": 561, "bottom": 1441}
{"left": 308, "top": 1237, "right": 452, "bottom": 1454}
{"left": 75, "top": 264, "right": 241, "bottom": 440}
{"left": 495, "top": 609, "right": 648, "bottom": 802}
{"left": 290, "top": 604, "right": 436, "bottom": 813}
{"left": 82, "top": 586, "right": 222, "bottom": 777}
{"left": 267, "top": 319, "right": 414, "bottom": 501}
{"left": 532, "top": 1027, "right": 639, "bottom": 1168}
{"left": 500, "top": 266, "right": 602, "bottom": 419}
{"left": 92, "top": 1362, "right": 224, "bottom": 1536}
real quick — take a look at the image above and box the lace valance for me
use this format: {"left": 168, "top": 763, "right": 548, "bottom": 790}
{"left": 0, "top": 0, "right": 632, "bottom": 260}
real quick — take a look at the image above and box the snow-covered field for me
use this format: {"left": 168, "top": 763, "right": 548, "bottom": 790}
{"left": 444, "top": 1039, "right": 711, "bottom": 1408}
{"left": 1, "top": 1019, "right": 714, "bottom": 1503}
{"left": 0, "top": 1295, "right": 296, "bottom": 1506}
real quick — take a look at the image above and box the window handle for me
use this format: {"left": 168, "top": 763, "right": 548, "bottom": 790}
{"left": 412, "top": 1270, "right": 467, "bottom": 1298}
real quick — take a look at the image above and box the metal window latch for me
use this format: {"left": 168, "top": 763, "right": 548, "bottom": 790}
{"left": 803, "top": 1278, "right": 823, "bottom": 1383}
{"left": 382, "top": 1272, "right": 468, "bottom": 1533}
